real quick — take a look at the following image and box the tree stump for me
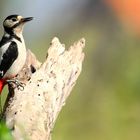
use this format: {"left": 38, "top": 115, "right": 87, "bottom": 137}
{"left": 4, "top": 37, "right": 85, "bottom": 140}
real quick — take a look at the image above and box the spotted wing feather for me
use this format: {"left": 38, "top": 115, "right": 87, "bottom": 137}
{"left": 0, "top": 41, "right": 18, "bottom": 78}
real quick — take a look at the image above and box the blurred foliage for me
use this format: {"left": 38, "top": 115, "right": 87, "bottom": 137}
{"left": 0, "top": 122, "right": 13, "bottom": 140}
{"left": 0, "top": 0, "right": 140, "bottom": 140}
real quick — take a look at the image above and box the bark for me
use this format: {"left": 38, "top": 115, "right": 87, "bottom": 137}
{"left": 5, "top": 37, "right": 85, "bottom": 140}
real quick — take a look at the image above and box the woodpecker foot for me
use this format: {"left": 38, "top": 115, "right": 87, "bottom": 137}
{"left": 6, "top": 79, "right": 25, "bottom": 91}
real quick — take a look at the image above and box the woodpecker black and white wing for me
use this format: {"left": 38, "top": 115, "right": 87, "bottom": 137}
{"left": 0, "top": 34, "right": 12, "bottom": 47}
{"left": 0, "top": 41, "right": 18, "bottom": 78}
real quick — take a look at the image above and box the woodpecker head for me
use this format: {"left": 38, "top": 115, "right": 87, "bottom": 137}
{"left": 3, "top": 15, "right": 33, "bottom": 35}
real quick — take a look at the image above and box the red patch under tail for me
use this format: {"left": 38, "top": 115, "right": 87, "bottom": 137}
{"left": 0, "top": 79, "right": 6, "bottom": 95}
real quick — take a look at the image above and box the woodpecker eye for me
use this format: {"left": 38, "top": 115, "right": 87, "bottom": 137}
{"left": 11, "top": 18, "right": 17, "bottom": 22}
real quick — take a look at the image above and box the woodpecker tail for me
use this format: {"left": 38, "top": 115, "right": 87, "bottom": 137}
{"left": 0, "top": 79, "right": 5, "bottom": 94}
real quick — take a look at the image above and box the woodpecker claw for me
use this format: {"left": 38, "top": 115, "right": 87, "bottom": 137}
{"left": 6, "top": 79, "right": 25, "bottom": 91}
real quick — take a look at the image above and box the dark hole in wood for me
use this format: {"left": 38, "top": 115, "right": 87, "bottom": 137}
{"left": 30, "top": 65, "right": 36, "bottom": 73}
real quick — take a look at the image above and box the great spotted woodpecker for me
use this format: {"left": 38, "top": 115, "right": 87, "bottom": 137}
{"left": 0, "top": 15, "right": 33, "bottom": 94}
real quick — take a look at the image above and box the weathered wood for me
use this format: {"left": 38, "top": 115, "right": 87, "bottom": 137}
{"left": 5, "top": 37, "right": 85, "bottom": 140}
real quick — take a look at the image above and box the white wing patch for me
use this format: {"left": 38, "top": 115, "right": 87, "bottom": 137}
{"left": 0, "top": 42, "right": 11, "bottom": 65}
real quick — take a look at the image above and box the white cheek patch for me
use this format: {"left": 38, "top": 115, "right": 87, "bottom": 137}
{"left": 4, "top": 20, "right": 13, "bottom": 27}
{"left": 4, "top": 19, "right": 19, "bottom": 28}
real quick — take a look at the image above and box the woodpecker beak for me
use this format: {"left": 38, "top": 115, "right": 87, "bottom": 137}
{"left": 20, "top": 17, "right": 33, "bottom": 23}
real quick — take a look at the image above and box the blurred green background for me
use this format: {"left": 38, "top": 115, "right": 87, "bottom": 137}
{"left": 1, "top": 0, "right": 140, "bottom": 140}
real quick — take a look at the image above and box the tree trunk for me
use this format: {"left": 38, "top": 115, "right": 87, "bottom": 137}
{"left": 4, "top": 37, "right": 85, "bottom": 140}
